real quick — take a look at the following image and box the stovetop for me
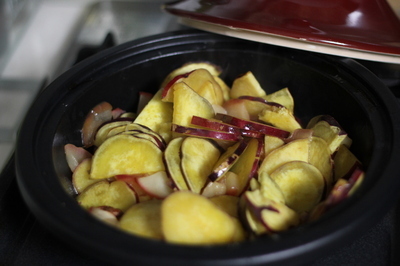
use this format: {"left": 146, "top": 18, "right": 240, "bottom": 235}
{"left": 1, "top": 1, "right": 400, "bottom": 265}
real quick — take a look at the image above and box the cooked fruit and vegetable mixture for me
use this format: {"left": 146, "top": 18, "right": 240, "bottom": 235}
{"left": 64, "top": 62, "right": 364, "bottom": 245}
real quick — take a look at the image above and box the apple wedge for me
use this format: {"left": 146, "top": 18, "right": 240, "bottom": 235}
{"left": 115, "top": 175, "right": 153, "bottom": 203}
{"left": 77, "top": 180, "right": 137, "bottom": 212}
{"left": 201, "top": 181, "right": 227, "bottom": 198}
{"left": 228, "top": 138, "right": 263, "bottom": 196}
{"left": 64, "top": 143, "right": 92, "bottom": 172}
{"left": 82, "top": 101, "right": 113, "bottom": 147}
{"left": 264, "top": 87, "right": 294, "bottom": 113}
{"left": 72, "top": 158, "right": 101, "bottom": 193}
{"left": 172, "top": 82, "right": 215, "bottom": 128}
{"left": 90, "top": 134, "right": 165, "bottom": 179}
{"left": 136, "top": 171, "right": 173, "bottom": 199}
{"left": 258, "top": 104, "right": 302, "bottom": 132}
{"left": 161, "top": 191, "right": 243, "bottom": 244}
{"left": 270, "top": 161, "right": 325, "bottom": 212}
{"left": 181, "top": 137, "right": 221, "bottom": 194}
{"left": 208, "top": 139, "right": 249, "bottom": 182}
{"left": 244, "top": 189, "right": 299, "bottom": 234}
{"left": 164, "top": 137, "right": 189, "bottom": 191}
{"left": 133, "top": 88, "right": 173, "bottom": 142}
{"left": 230, "top": 71, "right": 266, "bottom": 99}
{"left": 215, "top": 113, "right": 290, "bottom": 139}
{"left": 119, "top": 200, "right": 163, "bottom": 239}
{"left": 222, "top": 98, "right": 251, "bottom": 121}
{"left": 89, "top": 206, "right": 120, "bottom": 226}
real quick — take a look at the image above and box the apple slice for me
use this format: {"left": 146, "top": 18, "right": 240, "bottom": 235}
{"left": 180, "top": 137, "right": 221, "bottom": 194}
{"left": 201, "top": 181, "right": 227, "bottom": 198}
{"left": 133, "top": 88, "right": 173, "bottom": 142}
{"left": 64, "top": 143, "right": 92, "bottom": 172}
{"left": 161, "top": 191, "right": 243, "bottom": 244}
{"left": 230, "top": 71, "right": 266, "bottom": 99}
{"left": 307, "top": 115, "right": 352, "bottom": 153}
{"left": 89, "top": 206, "right": 121, "bottom": 226}
{"left": 264, "top": 87, "right": 294, "bottom": 113}
{"left": 244, "top": 189, "right": 299, "bottom": 234}
{"left": 94, "top": 120, "right": 132, "bottom": 147}
{"left": 90, "top": 134, "right": 165, "bottom": 179}
{"left": 258, "top": 104, "right": 302, "bottom": 132}
{"left": 208, "top": 139, "right": 249, "bottom": 182}
{"left": 215, "top": 113, "right": 290, "bottom": 139}
{"left": 164, "top": 137, "right": 189, "bottom": 191}
{"left": 258, "top": 138, "right": 309, "bottom": 176}
{"left": 171, "top": 124, "right": 242, "bottom": 142}
{"left": 172, "top": 82, "right": 215, "bottom": 128}
{"left": 119, "top": 200, "right": 163, "bottom": 239}
{"left": 76, "top": 180, "right": 137, "bottom": 212}
{"left": 82, "top": 101, "right": 113, "bottom": 147}
{"left": 115, "top": 175, "right": 152, "bottom": 203}
{"left": 136, "top": 91, "right": 154, "bottom": 114}
{"left": 228, "top": 138, "right": 263, "bottom": 196}
{"left": 72, "top": 158, "right": 101, "bottom": 193}
{"left": 222, "top": 98, "right": 251, "bottom": 121}
{"left": 270, "top": 161, "right": 325, "bottom": 212}
{"left": 136, "top": 171, "right": 173, "bottom": 199}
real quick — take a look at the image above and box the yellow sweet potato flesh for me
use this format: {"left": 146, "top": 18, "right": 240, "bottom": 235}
{"left": 264, "top": 87, "right": 294, "bottom": 113}
{"left": 258, "top": 105, "right": 302, "bottom": 132}
{"left": 181, "top": 137, "right": 220, "bottom": 194}
{"left": 77, "top": 180, "right": 136, "bottom": 212}
{"left": 270, "top": 161, "right": 324, "bottom": 212}
{"left": 161, "top": 191, "right": 238, "bottom": 244}
{"left": 90, "top": 134, "right": 165, "bottom": 179}
{"left": 164, "top": 137, "right": 189, "bottom": 191}
{"left": 119, "top": 200, "right": 163, "bottom": 239}
{"left": 230, "top": 71, "right": 266, "bottom": 99}
{"left": 172, "top": 82, "right": 215, "bottom": 127}
{"left": 72, "top": 158, "right": 100, "bottom": 193}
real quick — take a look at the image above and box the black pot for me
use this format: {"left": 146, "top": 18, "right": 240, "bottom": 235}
{"left": 15, "top": 29, "right": 400, "bottom": 265}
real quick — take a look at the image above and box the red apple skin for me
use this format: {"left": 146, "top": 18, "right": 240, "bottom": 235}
{"left": 215, "top": 113, "right": 290, "bottom": 139}
{"left": 172, "top": 124, "right": 243, "bottom": 142}
{"left": 82, "top": 101, "right": 113, "bottom": 147}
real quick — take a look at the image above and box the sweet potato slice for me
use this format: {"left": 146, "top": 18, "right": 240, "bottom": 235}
{"left": 181, "top": 137, "right": 221, "bottom": 194}
{"left": 209, "top": 195, "right": 240, "bottom": 218}
{"left": 72, "top": 158, "right": 100, "bottom": 193}
{"left": 308, "top": 136, "right": 333, "bottom": 187}
{"left": 270, "top": 161, "right": 325, "bottom": 212}
{"left": 90, "top": 134, "right": 165, "bottom": 179}
{"left": 309, "top": 119, "right": 352, "bottom": 153}
{"left": 119, "top": 200, "right": 163, "bottom": 239}
{"left": 258, "top": 138, "right": 309, "bottom": 176}
{"left": 333, "top": 144, "right": 361, "bottom": 182}
{"left": 94, "top": 120, "right": 132, "bottom": 147}
{"left": 133, "top": 88, "right": 173, "bottom": 142}
{"left": 228, "top": 138, "right": 263, "bottom": 196}
{"left": 258, "top": 171, "right": 285, "bottom": 204}
{"left": 172, "top": 82, "right": 215, "bottom": 128}
{"left": 77, "top": 180, "right": 136, "bottom": 212}
{"left": 258, "top": 104, "right": 302, "bottom": 132}
{"left": 161, "top": 191, "right": 240, "bottom": 244}
{"left": 230, "top": 71, "right": 266, "bottom": 99}
{"left": 264, "top": 87, "right": 294, "bottom": 113}
{"left": 164, "top": 137, "right": 189, "bottom": 191}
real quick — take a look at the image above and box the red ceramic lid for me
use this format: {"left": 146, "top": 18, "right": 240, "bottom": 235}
{"left": 164, "top": 0, "right": 400, "bottom": 63}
